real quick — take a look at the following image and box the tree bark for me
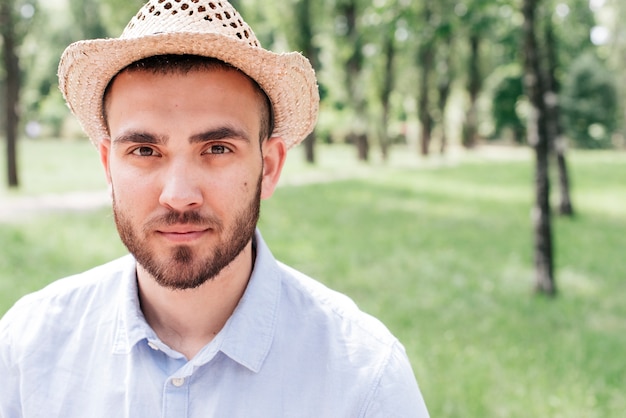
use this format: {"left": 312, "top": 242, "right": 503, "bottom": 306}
{"left": 1, "top": 0, "right": 20, "bottom": 188}
{"left": 417, "top": 43, "right": 433, "bottom": 156}
{"left": 417, "top": 2, "right": 434, "bottom": 156}
{"left": 543, "top": 16, "right": 573, "bottom": 216}
{"left": 294, "top": 0, "right": 317, "bottom": 164}
{"left": 554, "top": 144, "right": 572, "bottom": 215}
{"left": 437, "top": 32, "right": 453, "bottom": 155}
{"left": 463, "top": 33, "right": 481, "bottom": 148}
{"left": 303, "top": 132, "right": 316, "bottom": 164}
{"left": 522, "top": 0, "right": 556, "bottom": 296}
{"left": 355, "top": 133, "right": 369, "bottom": 161}
{"left": 342, "top": 0, "right": 369, "bottom": 161}
{"left": 379, "top": 25, "right": 396, "bottom": 162}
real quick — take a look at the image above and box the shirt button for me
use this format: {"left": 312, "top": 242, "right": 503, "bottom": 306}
{"left": 171, "top": 378, "right": 185, "bottom": 387}
{"left": 147, "top": 341, "right": 159, "bottom": 351}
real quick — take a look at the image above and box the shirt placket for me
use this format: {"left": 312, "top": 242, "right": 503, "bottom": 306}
{"left": 162, "top": 373, "right": 190, "bottom": 418}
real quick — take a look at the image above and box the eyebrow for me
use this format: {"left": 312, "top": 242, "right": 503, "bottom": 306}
{"left": 189, "top": 126, "right": 251, "bottom": 144}
{"left": 114, "top": 131, "right": 166, "bottom": 145}
{"left": 113, "top": 126, "right": 251, "bottom": 145}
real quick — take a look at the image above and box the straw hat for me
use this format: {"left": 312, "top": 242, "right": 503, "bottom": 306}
{"left": 58, "top": 0, "right": 319, "bottom": 149}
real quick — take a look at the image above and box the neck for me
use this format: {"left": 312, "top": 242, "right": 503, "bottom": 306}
{"left": 136, "top": 243, "right": 254, "bottom": 360}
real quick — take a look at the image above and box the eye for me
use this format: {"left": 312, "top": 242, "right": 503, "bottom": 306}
{"left": 205, "top": 144, "right": 232, "bottom": 155}
{"left": 131, "top": 146, "right": 158, "bottom": 157}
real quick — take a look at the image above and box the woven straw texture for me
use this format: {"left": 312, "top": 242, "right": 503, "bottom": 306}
{"left": 58, "top": 0, "right": 319, "bottom": 149}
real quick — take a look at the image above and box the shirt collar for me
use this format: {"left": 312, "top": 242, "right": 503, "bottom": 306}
{"left": 215, "top": 230, "right": 281, "bottom": 372}
{"left": 111, "top": 230, "right": 281, "bottom": 373}
{"left": 112, "top": 255, "right": 157, "bottom": 355}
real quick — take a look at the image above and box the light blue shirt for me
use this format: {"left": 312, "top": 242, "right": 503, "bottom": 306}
{"left": 0, "top": 230, "right": 429, "bottom": 417}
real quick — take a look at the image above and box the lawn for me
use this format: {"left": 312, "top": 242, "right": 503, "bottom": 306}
{"left": 0, "top": 138, "right": 107, "bottom": 196}
{"left": 1, "top": 140, "right": 625, "bottom": 417}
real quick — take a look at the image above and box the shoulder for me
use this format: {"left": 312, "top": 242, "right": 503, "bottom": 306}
{"left": 4, "top": 255, "right": 133, "bottom": 313}
{"left": 0, "top": 255, "right": 134, "bottom": 344}
{"left": 273, "top": 262, "right": 429, "bottom": 416}
{"left": 276, "top": 261, "right": 395, "bottom": 343}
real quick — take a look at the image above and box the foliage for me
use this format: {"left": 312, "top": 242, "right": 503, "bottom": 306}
{"left": 560, "top": 52, "right": 618, "bottom": 149}
{"left": 490, "top": 69, "right": 525, "bottom": 143}
{"left": 3, "top": 0, "right": 626, "bottom": 157}
{"left": 548, "top": 0, "right": 596, "bottom": 68}
{"left": 15, "top": 0, "right": 144, "bottom": 139}
{"left": 2, "top": 145, "right": 626, "bottom": 416}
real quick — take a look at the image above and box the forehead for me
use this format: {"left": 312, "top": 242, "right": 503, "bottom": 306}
{"left": 103, "top": 63, "right": 270, "bottom": 132}
{"left": 107, "top": 67, "right": 261, "bottom": 111}
{"left": 104, "top": 69, "right": 264, "bottom": 141}
{"left": 106, "top": 64, "right": 260, "bottom": 104}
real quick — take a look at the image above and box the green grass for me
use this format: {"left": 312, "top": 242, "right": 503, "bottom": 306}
{"left": 0, "top": 138, "right": 106, "bottom": 196}
{"left": 1, "top": 141, "right": 625, "bottom": 417}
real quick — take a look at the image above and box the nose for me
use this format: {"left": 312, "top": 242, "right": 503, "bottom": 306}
{"left": 158, "top": 159, "right": 204, "bottom": 212}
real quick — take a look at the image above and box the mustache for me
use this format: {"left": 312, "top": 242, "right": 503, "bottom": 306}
{"left": 144, "top": 210, "right": 222, "bottom": 230}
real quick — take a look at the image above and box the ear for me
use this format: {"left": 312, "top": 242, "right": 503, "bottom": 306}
{"left": 99, "top": 139, "right": 113, "bottom": 186}
{"left": 260, "top": 137, "right": 287, "bottom": 200}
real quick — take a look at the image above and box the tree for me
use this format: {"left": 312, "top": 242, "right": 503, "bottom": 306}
{"left": 337, "top": 0, "right": 369, "bottom": 161}
{"left": 405, "top": 0, "right": 456, "bottom": 157}
{"left": 458, "top": 0, "right": 492, "bottom": 148}
{"left": 68, "top": 0, "right": 107, "bottom": 39}
{"left": 521, "top": 0, "right": 556, "bottom": 296}
{"left": 292, "top": 0, "right": 319, "bottom": 164}
{"left": 375, "top": 11, "right": 397, "bottom": 162}
{"left": 560, "top": 53, "right": 618, "bottom": 149}
{"left": 491, "top": 72, "right": 525, "bottom": 143}
{"left": 68, "top": 0, "right": 147, "bottom": 38}
{"left": 541, "top": 7, "right": 573, "bottom": 215}
{"left": 463, "top": 29, "right": 481, "bottom": 148}
{"left": 607, "top": 0, "right": 626, "bottom": 145}
{"left": 416, "top": 0, "right": 435, "bottom": 156}
{"left": 1, "top": 0, "right": 21, "bottom": 188}
{"left": 434, "top": 23, "right": 454, "bottom": 154}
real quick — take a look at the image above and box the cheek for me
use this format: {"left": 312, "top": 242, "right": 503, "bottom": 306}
{"left": 109, "top": 169, "right": 155, "bottom": 210}
{"left": 230, "top": 163, "right": 262, "bottom": 192}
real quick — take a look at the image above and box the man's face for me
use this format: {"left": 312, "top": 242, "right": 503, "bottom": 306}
{"left": 100, "top": 68, "right": 284, "bottom": 289}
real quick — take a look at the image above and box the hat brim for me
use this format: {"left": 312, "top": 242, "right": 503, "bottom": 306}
{"left": 58, "top": 32, "right": 319, "bottom": 149}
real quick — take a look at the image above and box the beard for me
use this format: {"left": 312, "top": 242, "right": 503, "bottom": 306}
{"left": 112, "top": 175, "right": 262, "bottom": 290}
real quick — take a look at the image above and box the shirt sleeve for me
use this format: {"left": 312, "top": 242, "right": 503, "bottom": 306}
{"left": 360, "top": 341, "right": 430, "bottom": 418}
{"left": 0, "top": 305, "right": 22, "bottom": 418}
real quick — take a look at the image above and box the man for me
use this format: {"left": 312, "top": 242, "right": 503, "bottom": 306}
{"left": 0, "top": 1, "right": 429, "bottom": 416}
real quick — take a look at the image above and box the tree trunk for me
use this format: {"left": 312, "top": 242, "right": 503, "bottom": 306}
{"left": 554, "top": 147, "right": 572, "bottom": 214}
{"left": 1, "top": 0, "right": 20, "bottom": 188}
{"left": 417, "top": 43, "right": 434, "bottom": 156}
{"left": 343, "top": 0, "right": 369, "bottom": 161}
{"left": 437, "top": 32, "right": 453, "bottom": 155}
{"left": 463, "top": 33, "right": 481, "bottom": 148}
{"left": 379, "top": 26, "right": 396, "bottom": 162}
{"left": 303, "top": 132, "right": 316, "bottom": 164}
{"left": 522, "top": 0, "right": 556, "bottom": 296}
{"left": 355, "top": 133, "right": 369, "bottom": 161}
{"left": 417, "top": 2, "right": 434, "bottom": 156}
{"left": 543, "top": 15, "right": 573, "bottom": 216}
{"left": 294, "top": 0, "right": 317, "bottom": 164}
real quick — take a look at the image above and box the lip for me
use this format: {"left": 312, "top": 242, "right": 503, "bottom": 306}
{"left": 156, "top": 226, "right": 211, "bottom": 243}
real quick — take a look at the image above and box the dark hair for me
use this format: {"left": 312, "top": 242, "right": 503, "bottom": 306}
{"left": 102, "top": 55, "right": 274, "bottom": 142}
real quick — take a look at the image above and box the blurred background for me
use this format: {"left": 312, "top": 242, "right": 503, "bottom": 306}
{"left": 1, "top": 0, "right": 625, "bottom": 417}
{"left": 1, "top": 0, "right": 625, "bottom": 158}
